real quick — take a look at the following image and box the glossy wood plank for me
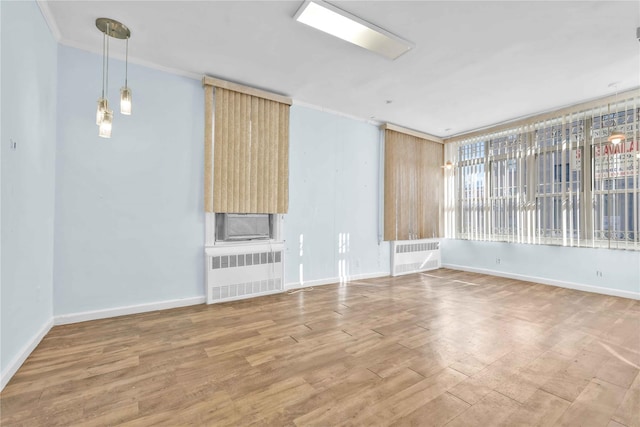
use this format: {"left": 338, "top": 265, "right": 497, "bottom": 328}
{"left": 1, "top": 269, "right": 638, "bottom": 426}
{"left": 445, "top": 391, "right": 521, "bottom": 426}
{"left": 612, "top": 371, "right": 640, "bottom": 427}
{"left": 555, "top": 379, "right": 628, "bottom": 427}
{"left": 499, "top": 389, "right": 571, "bottom": 427}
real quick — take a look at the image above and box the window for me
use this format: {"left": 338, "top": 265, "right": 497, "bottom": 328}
{"left": 533, "top": 119, "right": 585, "bottom": 245}
{"left": 591, "top": 106, "right": 640, "bottom": 249}
{"left": 446, "top": 93, "right": 639, "bottom": 251}
{"left": 383, "top": 126, "right": 443, "bottom": 241}
{"left": 203, "top": 76, "right": 291, "bottom": 214}
{"left": 489, "top": 133, "right": 524, "bottom": 242}
{"left": 455, "top": 139, "right": 486, "bottom": 240}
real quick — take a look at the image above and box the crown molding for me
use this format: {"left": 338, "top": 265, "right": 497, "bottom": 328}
{"left": 60, "top": 38, "right": 201, "bottom": 81}
{"left": 35, "top": 1, "right": 200, "bottom": 81}
{"left": 291, "top": 100, "right": 382, "bottom": 126}
{"left": 380, "top": 123, "right": 444, "bottom": 144}
{"left": 444, "top": 87, "right": 640, "bottom": 143}
{"left": 36, "top": 0, "right": 62, "bottom": 41}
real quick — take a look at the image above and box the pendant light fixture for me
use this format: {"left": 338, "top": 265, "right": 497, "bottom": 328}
{"left": 96, "top": 27, "right": 108, "bottom": 125}
{"left": 98, "top": 21, "right": 113, "bottom": 138}
{"left": 607, "top": 82, "right": 625, "bottom": 145}
{"left": 120, "top": 37, "right": 132, "bottom": 115}
{"left": 608, "top": 131, "right": 626, "bottom": 145}
{"left": 95, "top": 18, "right": 132, "bottom": 138}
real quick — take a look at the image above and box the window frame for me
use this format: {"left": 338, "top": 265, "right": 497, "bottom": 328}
{"left": 447, "top": 95, "right": 639, "bottom": 251}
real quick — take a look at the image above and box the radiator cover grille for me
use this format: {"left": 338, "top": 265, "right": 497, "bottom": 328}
{"left": 391, "top": 239, "right": 441, "bottom": 276}
{"left": 206, "top": 243, "right": 284, "bottom": 304}
{"left": 211, "top": 251, "right": 282, "bottom": 269}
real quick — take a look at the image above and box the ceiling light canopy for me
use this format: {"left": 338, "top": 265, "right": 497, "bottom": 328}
{"left": 294, "top": 0, "right": 414, "bottom": 60}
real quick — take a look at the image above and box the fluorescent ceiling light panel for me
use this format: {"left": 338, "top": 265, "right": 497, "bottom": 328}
{"left": 294, "top": 0, "right": 414, "bottom": 60}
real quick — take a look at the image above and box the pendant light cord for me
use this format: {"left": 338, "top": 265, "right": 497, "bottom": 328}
{"left": 101, "top": 31, "right": 106, "bottom": 98}
{"left": 106, "top": 23, "right": 110, "bottom": 99}
{"left": 125, "top": 38, "right": 129, "bottom": 88}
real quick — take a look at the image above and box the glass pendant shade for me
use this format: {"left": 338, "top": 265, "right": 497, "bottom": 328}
{"left": 99, "top": 109, "right": 113, "bottom": 138}
{"left": 120, "top": 87, "right": 132, "bottom": 115}
{"left": 96, "top": 98, "right": 109, "bottom": 125}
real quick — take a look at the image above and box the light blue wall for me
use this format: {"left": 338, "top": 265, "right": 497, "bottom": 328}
{"left": 442, "top": 239, "right": 640, "bottom": 297}
{"left": 53, "top": 46, "right": 205, "bottom": 315}
{"left": 285, "top": 106, "right": 390, "bottom": 285}
{"left": 53, "top": 54, "right": 391, "bottom": 313}
{"left": 1, "top": 0, "right": 57, "bottom": 374}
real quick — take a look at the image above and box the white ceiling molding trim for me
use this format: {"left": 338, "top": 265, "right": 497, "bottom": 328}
{"left": 36, "top": 1, "right": 62, "bottom": 42}
{"left": 292, "top": 99, "right": 382, "bottom": 126}
{"left": 381, "top": 123, "right": 443, "bottom": 144}
{"left": 444, "top": 86, "right": 640, "bottom": 143}
{"left": 57, "top": 37, "right": 201, "bottom": 81}
{"left": 36, "top": 0, "right": 200, "bottom": 81}
{"left": 36, "top": 1, "right": 640, "bottom": 138}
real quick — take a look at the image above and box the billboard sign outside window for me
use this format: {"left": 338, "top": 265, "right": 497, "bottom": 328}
{"left": 593, "top": 140, "right": 639, "bottom": 180}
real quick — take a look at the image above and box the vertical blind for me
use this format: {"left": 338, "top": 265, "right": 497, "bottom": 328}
{"left": 384, "top": 127, "right": 444, "bottom": 241}
{"left": 445, "top": 91, "right": 639, "bottom": 251}
{"left": 203, "top": 78, "right": 291, "bottom": 213}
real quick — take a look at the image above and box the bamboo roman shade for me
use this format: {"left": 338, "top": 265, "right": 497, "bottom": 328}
{"left": 204, "top": 77, "right": 291, "bottom": 213}
{"left": 383, "top": 127, "right": 444, "bottom": 241}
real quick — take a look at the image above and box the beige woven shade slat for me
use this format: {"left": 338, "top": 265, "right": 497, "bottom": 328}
{"left": 384, "top": 128, "right": 443, "bottom": 240}
{"left": 204, "top": 83, "right": 289, "bottom": 213}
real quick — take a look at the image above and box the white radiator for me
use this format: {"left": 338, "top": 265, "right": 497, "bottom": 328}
{"left": 205, "top": 242, "right": 284, "bottom": 304}
{"left": 390, "top": 239, "right": 441, "bottom": 276}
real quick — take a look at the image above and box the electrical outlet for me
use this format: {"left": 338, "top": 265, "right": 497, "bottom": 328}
{"left": 496, "top": 258, "right": 501, "bottom": 265}
{"left": 10, "top": 138, "right": 17, "bottom": 151}
{"left": 596, "top": 271, "right": 603, "bottom": 277}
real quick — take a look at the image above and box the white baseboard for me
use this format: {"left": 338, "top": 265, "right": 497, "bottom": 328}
{"left": 208, "top": 289, "right": 283, "bottom": 304}
{"left": 1, "top": 318, "right": 54, "bottom": 392}
{"left": 285, "top": 271, "right": 389, "bottom": 290}
{"left": 442, "top": 264, "right": 640, "bottom": 300}
{"left": 54, "top": 295, "right": 206, "bottom": 325}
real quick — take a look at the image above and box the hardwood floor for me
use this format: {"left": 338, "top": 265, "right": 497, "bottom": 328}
{"left": 1, "top": 269, "right": 639, "bottom": 426}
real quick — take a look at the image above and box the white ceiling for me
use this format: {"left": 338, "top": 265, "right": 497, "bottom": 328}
{"left": 41, "top": 0, "right": 640, "bottom": 138}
